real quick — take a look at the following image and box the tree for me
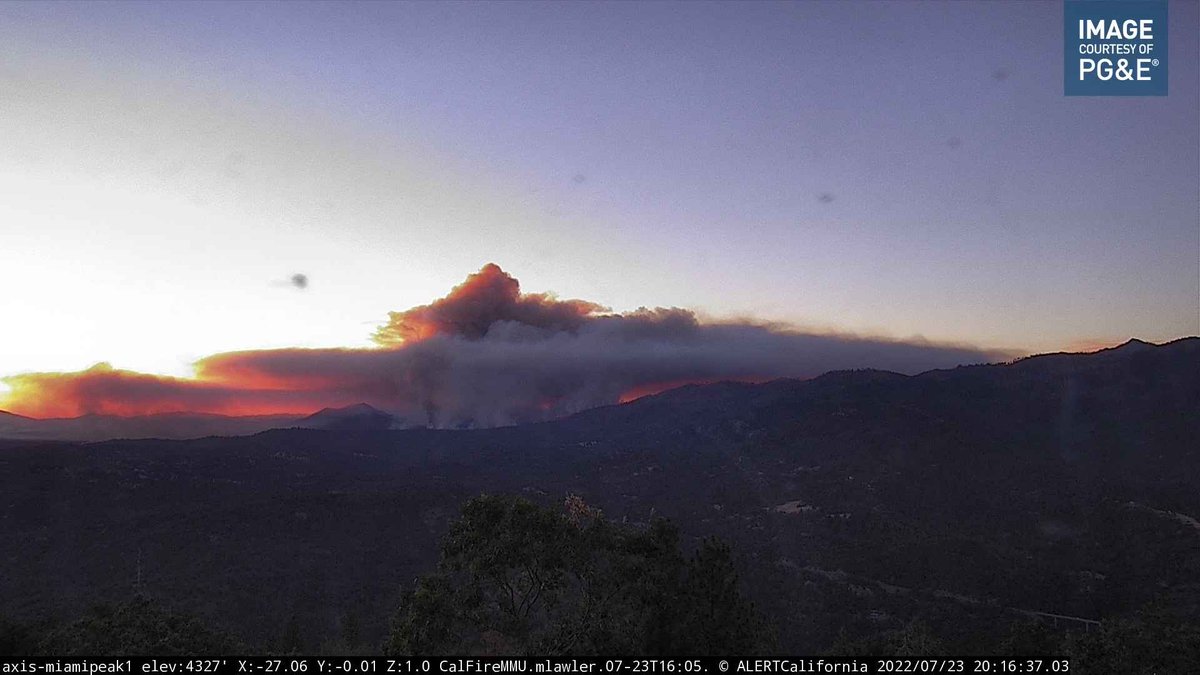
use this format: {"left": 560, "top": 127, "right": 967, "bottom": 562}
{"left": 35, "top": 597, "right": 243, "bottom": 655}
{"left": 1065, "top": 604, "right": 1200, "bottom": 675}
{"left": 386, "top": 494, "right": 773, "bottom": 655}
{"left": 0, "top": 615, "right": 49, "bottom": 656}
{"left": 997, "top": 620, "right": 1062, "bottom": 656}
{"left": 278, "top": 613, "right": 305, "bottom": 655}
{"left": 341, "top": 610, "right": 362, "bottom": 648}
{"left": 669, "top": 538, "right": 772, "bottom": 654}
{"left": 826, "top": 620, "right": 946, "bottom": 657}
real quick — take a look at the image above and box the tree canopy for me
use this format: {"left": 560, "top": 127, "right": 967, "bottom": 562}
{"left": 387, "top": 494, "right": 772, "bottom": 655}
{"left": 33, "top": 597, "right": 244, "bottom": 656}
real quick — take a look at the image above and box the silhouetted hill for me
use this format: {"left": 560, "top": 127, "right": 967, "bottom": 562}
{"left": 0, "top": 403, "right": 412, "bottom": 442}
{"left": 0, "top": 338, "right": 1196, "bottom": 652}
{"left": 0, "top": 410, "right": 302, "bottom": 442}
{"left": 298, "top": 404, "right": 398, "bottom": 432}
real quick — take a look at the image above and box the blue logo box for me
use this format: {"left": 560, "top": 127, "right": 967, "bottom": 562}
{"left": 1064, "top": 0, "right": 1168, "bottom": 96}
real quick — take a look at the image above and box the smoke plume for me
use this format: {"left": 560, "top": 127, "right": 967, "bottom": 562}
{"left": 2, "top": 264, "right": 1005, "bottom": 425}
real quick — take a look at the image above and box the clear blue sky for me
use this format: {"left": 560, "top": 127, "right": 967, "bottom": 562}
{"left": 0, "top": 0, "right": 1196, "bottom": 382}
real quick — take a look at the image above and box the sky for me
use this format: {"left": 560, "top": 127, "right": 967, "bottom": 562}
{"left": 0, "top": 1, "right": 1197, "bottom": 415}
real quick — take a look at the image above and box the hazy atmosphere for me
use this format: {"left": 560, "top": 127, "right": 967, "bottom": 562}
{"left": 1, "top": 0, "right": 1196, "bottom": 416}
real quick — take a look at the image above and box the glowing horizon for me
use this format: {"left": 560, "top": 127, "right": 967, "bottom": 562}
{"left": 1, "top": 1, "right": 1196, "bottom": 413}
{"left": 1, "top": 264, "right": 1016, "bottom": 422}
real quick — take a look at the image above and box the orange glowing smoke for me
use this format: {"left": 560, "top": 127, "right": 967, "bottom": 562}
{"left": 0, "top": 362, "right": 357, "bottom": 418}
{"left": 373, "top": 263, "right": 606, "bottom": 344}
{"left": 0, "top": 263, "right": 1003, "bottom": 423}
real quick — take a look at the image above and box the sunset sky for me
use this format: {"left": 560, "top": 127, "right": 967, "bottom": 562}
{"left": 1, "top": 1, "right": 1197, "bottom": 417}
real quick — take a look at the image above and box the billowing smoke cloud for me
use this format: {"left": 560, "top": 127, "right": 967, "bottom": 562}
{"left": 373, "top": 263, "right": 606, "bottom": 343}
{"left": 1, "top": 264, "right": 1006, "bottom": 425}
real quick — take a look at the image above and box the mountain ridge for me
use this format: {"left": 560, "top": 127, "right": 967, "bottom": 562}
{"left": 1, "top": 337, "right": 1194, "bottom": 442}
{"left": 0, "top": 334, "right": 1195, "bottom": 651}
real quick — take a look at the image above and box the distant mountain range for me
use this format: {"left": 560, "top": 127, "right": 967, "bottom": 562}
{"left": 0, "top": 403, "right": 406, "bottom": 442}
{"left": 1, "top": 337, "right": 1196, "bottom": 652}
{"left": 0, "top": 339, "right": 1186, "bottom": 443}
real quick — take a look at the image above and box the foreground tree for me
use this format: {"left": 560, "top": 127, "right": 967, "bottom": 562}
{"left": 36, "top": 597, "right": 243, "bottom": 655}
{"left": 827, "top": 620, "right": 946, "bottom": 657}
{"left": 1065, "top": 604, "right": 1200, "bottom": 674}
{"left": 387, "top": 494, "right": 772, "bottom": 655}
{"left": 0, "top": 615, "right": 53, "bottom": 656}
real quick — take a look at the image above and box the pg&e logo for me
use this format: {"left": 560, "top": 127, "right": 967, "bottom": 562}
{"left": 1064, "top": 0, "right": 1168, "bottom": 96}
